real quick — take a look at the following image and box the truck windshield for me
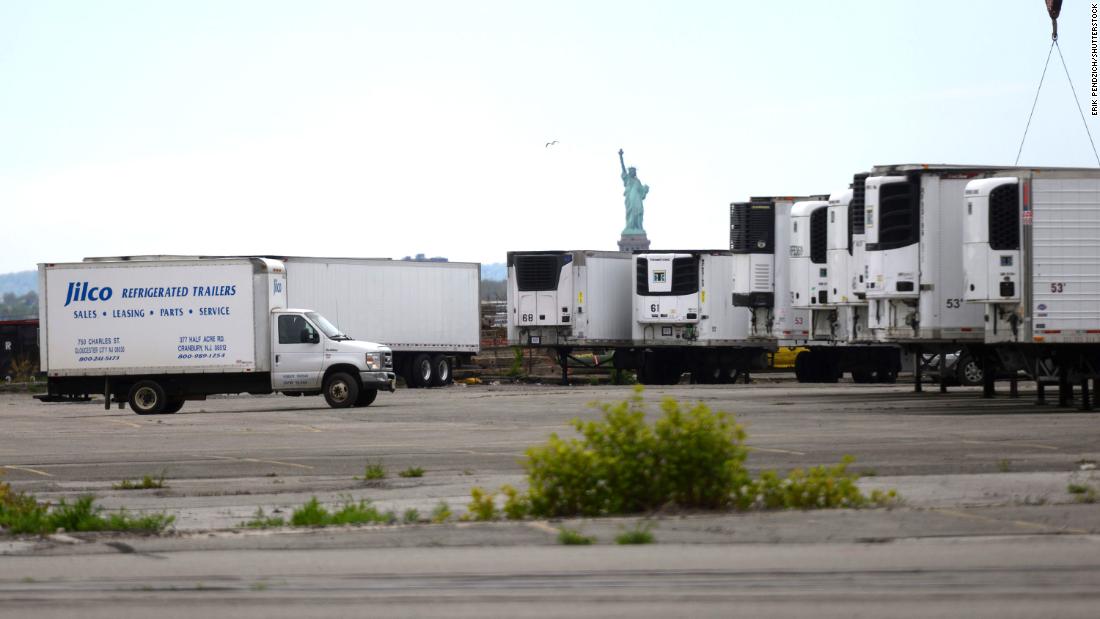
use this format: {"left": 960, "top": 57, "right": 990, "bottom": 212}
{"left": 306, "top": 312, "right": 349, "bottom": 340}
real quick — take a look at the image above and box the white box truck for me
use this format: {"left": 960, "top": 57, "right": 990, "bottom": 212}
{"left": 963, "top": 170, "right": 1100, "bottom": 404}
{"left": 84, "top": 255, "right": 481, "bottom": 388}
{"left": 38, "top": 258, "right": 396, "bottom": 414}
{"left": 273, "top": 256, "right": 480, "bottom": 388}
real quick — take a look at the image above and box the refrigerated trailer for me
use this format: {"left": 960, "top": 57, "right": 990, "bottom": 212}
{"left": 38, "top": 258, "right": 396, "bottom": 414}
{"left": 506, "top": 250, "right": 633, "bottom": 382}
{"left": 273, "top": 257, "right": 480, "bottom": 388}
{"left": 619, "top": 250, "right": 770, "bottom": 385}
{"left": 964, "top": 170, "right": 1100, "bottom": 407}
{"left": 730, "top": 192, "right": 900, "bottom": 383}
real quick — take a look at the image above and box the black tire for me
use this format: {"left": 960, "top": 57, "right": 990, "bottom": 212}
{"left": 323, "top": 372, "right": 360, "bottom": 408}
{"left": 794, "top": 351, "right": 814, "bottom": 383}
{"left": 409, "top": 353, "right": 433, "bottom": 388}
{"left": 956, "top": 354, "right": 983, "bottom": 387}
{"left": 355, "top": 388, "right": 378, "bottom": 407}
{"left": 430, "top": 354, "right": 452, "bottom": 387}
{"left": 851, "top": 368, "right": 875, "bottom": 383}
{"left": 162, "top": 399, "right": 184, "bottom": 414}
{"left": 128, "top": 380, "right": 167, "bottom": 415}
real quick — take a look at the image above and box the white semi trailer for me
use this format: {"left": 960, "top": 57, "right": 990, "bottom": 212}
{"left": 964, "top": 170, "right": 1100, "bottom": 408}
{"left": 506, "top": 250, "right": 634, "bottom": 383}
{"left": 505, "top": 249, "right": 769, "bottom": 385}
{"left": 730, "top": 192, "right": 900, "bottom": 383}
{"left": 273, "top": 256, "right": 480, "bottom": 388}
{"left": 38, "top": 258, "right": 396, "bottom": 413}
{"left": 623, "top": 250, "right": 770, "bottom": 384}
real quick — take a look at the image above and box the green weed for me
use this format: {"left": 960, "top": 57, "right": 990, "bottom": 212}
{"left": 557, "top": 527, "right": 594, "bottom": 545}
{"left": 430, "top": 501, "right": 452, "bottom": 524}
{"left": 402, "top": 508, "right": 421, "bottom": 524}
{"left": 615, "top": 523, "right": 655, "bottom": 545}
{"left": 242, "top": 507, "right": 285, "bottom": 529}
{"left": 113, "top": 472, "right": 167, "bottom": 490}
{"left": 360, "top": 461, "right": 386, "bottom": 481}
{"left": 398, "top": 467, "right": 425, "bottom": 478}
{"left": 288, "top": 497, "right": 395, "bottom": 527}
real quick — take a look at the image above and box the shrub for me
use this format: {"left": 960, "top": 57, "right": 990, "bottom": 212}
{"left": 501, "top": 485, "right": 529, "bottom": 520}
{"left": 523, "top": 386, "right": 750, "bottom": 518}
{"left": 290, "top": 497, "right": 329, "bottom": 527}
{"left": 466, "top": 487, "right": 498, "bottom": 521}
{"left": 748, "top": 457, "right": 897, "bottom": 510}
{"left": 430, "top": 501, "right": 452, "bottom": 524}
{"left": 507, "top": 347, "right": 525, "bottom": 378}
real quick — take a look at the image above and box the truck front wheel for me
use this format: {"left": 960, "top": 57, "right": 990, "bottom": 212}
{"left": 323, "top": 372, "right": 360, "bottom": 408}
{"left": 355, "top": 388, "right": 378, "bottom": 407}
{"left": 128, "top": 380, "right": 167, "bottom": 415}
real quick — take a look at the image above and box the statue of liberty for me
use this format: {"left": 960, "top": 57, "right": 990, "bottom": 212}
{"left": 618, "top": 149, "right": 649, "bottom": 236}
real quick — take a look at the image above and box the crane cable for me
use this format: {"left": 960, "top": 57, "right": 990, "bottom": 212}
{"left": 1015, "top": 1, "right": 1100, "bottom": 167}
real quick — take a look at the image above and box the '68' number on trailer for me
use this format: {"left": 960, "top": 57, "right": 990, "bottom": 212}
{"left": 520, "top": 313, "right": 535, "bottom": 322}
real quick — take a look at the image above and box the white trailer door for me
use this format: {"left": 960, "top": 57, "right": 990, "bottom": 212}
{"left": 272, "top": 314, "right": 324, "bottom": 390}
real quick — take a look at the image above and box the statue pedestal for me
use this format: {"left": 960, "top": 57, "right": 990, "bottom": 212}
{"left": 618, "top": 234, "right": 651, "bottom": 252}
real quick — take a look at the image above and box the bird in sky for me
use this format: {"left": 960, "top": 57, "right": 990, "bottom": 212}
{"left": 545, "top": 140, "right": 559, "bottom": 148}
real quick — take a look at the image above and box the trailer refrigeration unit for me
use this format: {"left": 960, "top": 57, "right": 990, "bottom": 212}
{"left": 618, "top": 250, "right": 770, "bottom": 385}
{"left": 964, "top": 170, "right": 1100, "bottom": 408}
{"left": 506, "top": 250, "right": 634, "bottom": 381}
{"left": 272, "top": 257, "right": 481, "bottom": 388}
{"left": 38, "top": 258, "right": 395, "bottom": 414}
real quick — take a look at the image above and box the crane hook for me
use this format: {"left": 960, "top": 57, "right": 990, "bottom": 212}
{"left": 1047, "top": 0, "right": 1063, "bottom": 41}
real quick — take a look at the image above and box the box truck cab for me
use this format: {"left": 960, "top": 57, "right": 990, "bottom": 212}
{"left": 38, "top": 258, "right": 395, "bottom": 414}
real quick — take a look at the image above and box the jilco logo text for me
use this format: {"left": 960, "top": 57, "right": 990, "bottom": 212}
{"left": 64, "top": 282, "right": 113, "bottom": 306}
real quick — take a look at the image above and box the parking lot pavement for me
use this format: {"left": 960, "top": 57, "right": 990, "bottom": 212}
{"left": 4, "top": 383, "right": 1100, "bottom": 615}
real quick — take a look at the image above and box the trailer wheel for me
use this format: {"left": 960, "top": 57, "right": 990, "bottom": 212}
{"left": 355, "top": 388, "right": 378, "bottom": 407}
{"left": 430, "top": 355, "right": 452, "bottom": 386}
{"left": 794, "top": 351, "right": 814, "bottom": 383}
{"left": 956, "top": 354, "right": 983, "bottom": 386}
{"left": 409, "top": 353, "right": 433, "bottom": 388}
{"left": 128, "top": 380, "right": 167, "bottom": 415}
{"left": 323, "top": 372, "right": 360, "bottom": 408}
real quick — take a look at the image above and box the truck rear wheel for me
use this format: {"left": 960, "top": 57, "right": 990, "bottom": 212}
{"left": 430, "top": 354, "right": 452, "bottom": 387}
{"left": 410, "top": 353, "right": 433, "bottom": 388}
{"left": 128, "top": 380, "right": 167, "bottom": 415}
{"left": 323, "top": 372, "right": 359, "bottom": 408}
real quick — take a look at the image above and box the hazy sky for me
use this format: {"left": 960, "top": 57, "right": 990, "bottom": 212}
{"left": 2, "top": 1, "right": 1097, "bottom": 273}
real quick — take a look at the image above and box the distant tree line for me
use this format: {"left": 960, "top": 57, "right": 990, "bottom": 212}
{"left": 0, "top": 291, "right": 37, "bottom": 320}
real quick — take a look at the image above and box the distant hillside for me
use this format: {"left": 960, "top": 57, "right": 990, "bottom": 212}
{"left": 0, "top": 271, "right": 36, "bottom": 296}
{"left": 481, "top": 263, "right": 505, "bottom": 281}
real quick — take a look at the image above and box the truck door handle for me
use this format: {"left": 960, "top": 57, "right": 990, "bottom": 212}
{"left": 275, "top": 354, "right": 280, "bottom": 364}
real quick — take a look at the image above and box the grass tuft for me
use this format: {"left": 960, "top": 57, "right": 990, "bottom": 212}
{"left": 360, "top": 461, "right": 386, "bottom": 481}
{"left": 557, "top": 527, "right": 594, "bottom": 545}
{"left": 398, "top": 467, "right": 425, "bottom": 478}
{"left": 615, "top": 523, "right": 655, "bottom": 545}
{"left": 114, "top": 472, "right": 167, "bottom": 490}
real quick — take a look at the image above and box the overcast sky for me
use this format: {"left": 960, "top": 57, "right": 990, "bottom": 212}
{"left": 2, "top": 0, "right": 1097, "bottom": 273}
